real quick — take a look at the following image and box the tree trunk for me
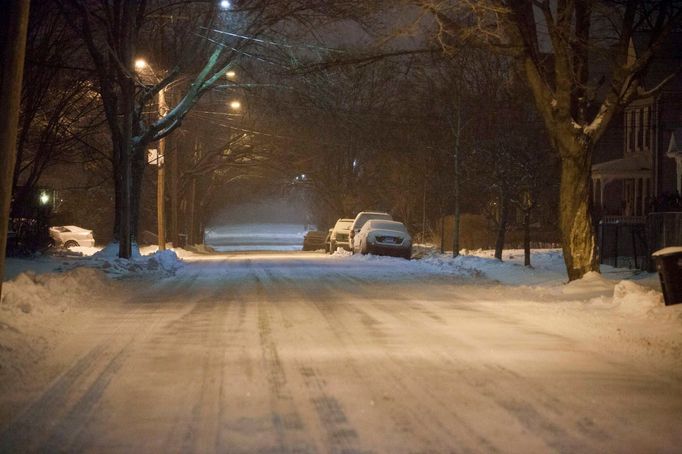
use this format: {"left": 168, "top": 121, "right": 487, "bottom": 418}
{"left": 119, "top": 90, "right": 134, "bottom": 258}
{"left": 494, "top": 193, "right": 509, "bottom": 261}
{"left": 451, "top": 101, "right": 461, "bottom": 257}
{"left": 189, "top": 177, "right": 196, "bottom": 245}
{"left": 558, "top": 142, "right": 599, "bottom": 280}
{"left": 523, "top": 207, "right": 531, "bottom": 267}
{"left": 0, "top": 0, "right": 30, "bottom": 298}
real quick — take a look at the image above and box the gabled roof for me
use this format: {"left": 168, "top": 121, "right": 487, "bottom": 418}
{"left": 592, "top": 154, "right": 651, "bottom": 179}
{"left": 667, "top": 128, "right": 682, "bottom": 157}
{"left": 632, "top": 31, "right": 682, "bottom": 92}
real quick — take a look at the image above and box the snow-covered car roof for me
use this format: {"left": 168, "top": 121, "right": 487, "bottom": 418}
{"left": 51, "top": 225, "right": 92, "bottom": 233}
{"left": 364, "top": 220, "right": 408, "bottom": 232}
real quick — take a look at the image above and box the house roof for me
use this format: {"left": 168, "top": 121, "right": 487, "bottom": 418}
{"left": 667, "top": 128, "right": 682, "bottom": 157}
{"left": 632, "top": 32, "right": 682, "bottom": 93}
{"left": 592, "top": 154, "right": 651, "bottom": 179}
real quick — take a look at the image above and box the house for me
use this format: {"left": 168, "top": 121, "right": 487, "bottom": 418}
{"left": 591, "top": 33, "right": 682, "bottom": 269}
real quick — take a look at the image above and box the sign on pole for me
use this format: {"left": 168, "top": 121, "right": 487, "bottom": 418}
{"left": 148, "top": 148, "right": 158, "bottom": 165}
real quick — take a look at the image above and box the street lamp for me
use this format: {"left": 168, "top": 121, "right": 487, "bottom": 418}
{"left": 219, "top": 0, "right": 231, "bottom": 9}
{"left": 229, "top": 100, "right": 241, "bottom": 111}
{"left": 225, "top": 70, "right": 236, "bottom": 80}
{"left": 134, "top": 58, "right": 147, "bottom": 70}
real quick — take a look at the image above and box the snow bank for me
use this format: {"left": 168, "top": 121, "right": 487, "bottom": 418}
{"left": 82, "top": 248, "right": 184, "bottom": 277}
{"left": 0, "top": 267, "right": 118, "bottom": 389}
{"left": 1, "top": 267, "right": 108, "bottom": 315}
{"left": 613, "top": 280, "right": 665, "bottom": 315}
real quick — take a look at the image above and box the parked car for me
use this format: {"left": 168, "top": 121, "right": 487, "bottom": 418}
{"left": 302, "top": 230, "right": 327, "bottom": 251}
{"left": 329, "top": 218, "right": 354, "bottom": 252}
{"left": 348, "top": 211, "right": 393, "bottom": 251}
{"left": 353, "top": 219, "right": 412, "bottom": 259}
{"left": 49, "top": 225, "right": 95, "bottom": 248}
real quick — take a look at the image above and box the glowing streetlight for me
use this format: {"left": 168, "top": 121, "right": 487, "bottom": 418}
{"left": 134, "top": 58, "right": 147, "bottom": 70}
{"left": 39, "top": 191, "right": 50, "bottom": 205}
{"left": 229, "top": 100, "right": 242, "bottom": 111}
{"left": 219, "top": 0, "right": 231, "bottom": 9}
{"left": 225, "top": 70, "right": 236, "bottom": 79}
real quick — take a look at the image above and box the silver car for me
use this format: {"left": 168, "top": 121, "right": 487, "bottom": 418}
{"left": 353, "top": 219, "right": 412, "bottom": 259}
{"left": 348, "top": 211, "right": 392, "bottom": 251}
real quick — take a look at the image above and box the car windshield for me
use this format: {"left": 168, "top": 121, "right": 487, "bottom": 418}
{"left": 368, "top": 221, "right": 406, "bottom": 232}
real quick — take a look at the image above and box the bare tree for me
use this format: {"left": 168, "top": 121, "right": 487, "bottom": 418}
{"left": 419, "top": 1, "right": 681, "bottom": 280}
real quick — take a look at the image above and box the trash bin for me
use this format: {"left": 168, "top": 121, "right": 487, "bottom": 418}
{"left": 177, "top": 233, "right": 188, "bottom": 248}
{"left": 652, "top": 247, "right": 682, "bottom": 306}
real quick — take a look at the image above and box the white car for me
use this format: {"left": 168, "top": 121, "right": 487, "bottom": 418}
{"left": 49, "top": 225, "right": 96, "bottom": 248}
{"left": 329, "top": 218, "right": 354, "bottom": 252}
{"left": 353, "top": 219, "right": 412, "bottom": 259}
{"left": 348, "top": 211, "right": 393, "bottom": 251}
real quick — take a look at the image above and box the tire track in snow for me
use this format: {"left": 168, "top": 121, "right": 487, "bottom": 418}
{"left": 0, "top": 274, "right": 202, "bottom": 452}
{"left": 253, "top": 267, "right": 315, "bottom": 453}
{"left": 270, "top": 265, "right": 470, "bottom": 452}
{"left": 258, "top": 267, "right": 368, "bottom": 454}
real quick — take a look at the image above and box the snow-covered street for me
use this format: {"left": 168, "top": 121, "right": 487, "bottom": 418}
{"left": 1, "top": 250, "right": 681, "bottom": 452}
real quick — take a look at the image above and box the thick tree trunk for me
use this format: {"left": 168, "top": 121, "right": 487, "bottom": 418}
{"left": 119, "top": 92, "right": 134, "bottom": 258}
{"left": 558, "top": 141, "right": 599, "bottom": 280}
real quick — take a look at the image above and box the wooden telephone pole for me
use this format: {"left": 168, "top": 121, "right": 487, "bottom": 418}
{"left": 0, "top": 0, "right": 30, "bottom": 296}
{"left": 157, "top": 88, "right": 167, "bottom": 251}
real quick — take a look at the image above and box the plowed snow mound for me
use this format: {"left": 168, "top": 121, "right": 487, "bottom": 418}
{"left": 0, "top": 267, "right": 118, "bottom": 388}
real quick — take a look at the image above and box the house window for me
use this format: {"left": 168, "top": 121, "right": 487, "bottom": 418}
{"left": 624, "top": 101, "right": 654, "bottom": 154}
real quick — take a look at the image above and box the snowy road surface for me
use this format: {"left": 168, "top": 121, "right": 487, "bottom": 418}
{"left": 1, "top": 251, "right": 681, "bottom": 453}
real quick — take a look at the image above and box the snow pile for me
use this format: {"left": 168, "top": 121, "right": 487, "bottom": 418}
{"left": 408, "top": 253, "right": 484, "bottom": 278}
{"left": 82, "top": 248, "right": 184, "bottom": 277}
{"left": 0, "top": 267, "right": 116, "bottom": 388}
{"left": 613, "top": 280, "right": 664, "bottom": 315}
{"left": 408, "top": 248, "right": 567, "bottom": 284}
{"left": 562, "top": 271, "right": 616, "bottom": 300}
{"left": 1, "top": 267, "right": 108, "bottom": 315}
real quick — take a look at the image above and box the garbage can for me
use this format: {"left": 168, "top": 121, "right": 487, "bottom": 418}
{"left": 652, "top": 247, "right": 682, "bottom": 306}
{"left": 177, "top": 233, "right": 188, "bottom": 248}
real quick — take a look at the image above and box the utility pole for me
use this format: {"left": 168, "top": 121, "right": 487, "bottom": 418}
{"left": 0, "top": 0, "right": 30, "bottom": 296}
{"left": 171, "top": 140, "right": 179, "bottom": 246}
{"left": 157, "top": 88, "right": 167, "bottom": 251}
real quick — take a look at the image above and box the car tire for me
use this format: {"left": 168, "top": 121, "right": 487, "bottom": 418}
{"left": 403, "top": 249, "right": 411, "bottom": 260}
{"left": 330, "top": 241, "right": 336, "bottom": 253}
{"left": 64, "top": 240, "right": 79, "bottom": 248}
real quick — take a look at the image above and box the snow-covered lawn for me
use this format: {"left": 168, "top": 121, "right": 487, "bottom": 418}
{"left": 1, "top": 247, "right": 680, "bottom": 450}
